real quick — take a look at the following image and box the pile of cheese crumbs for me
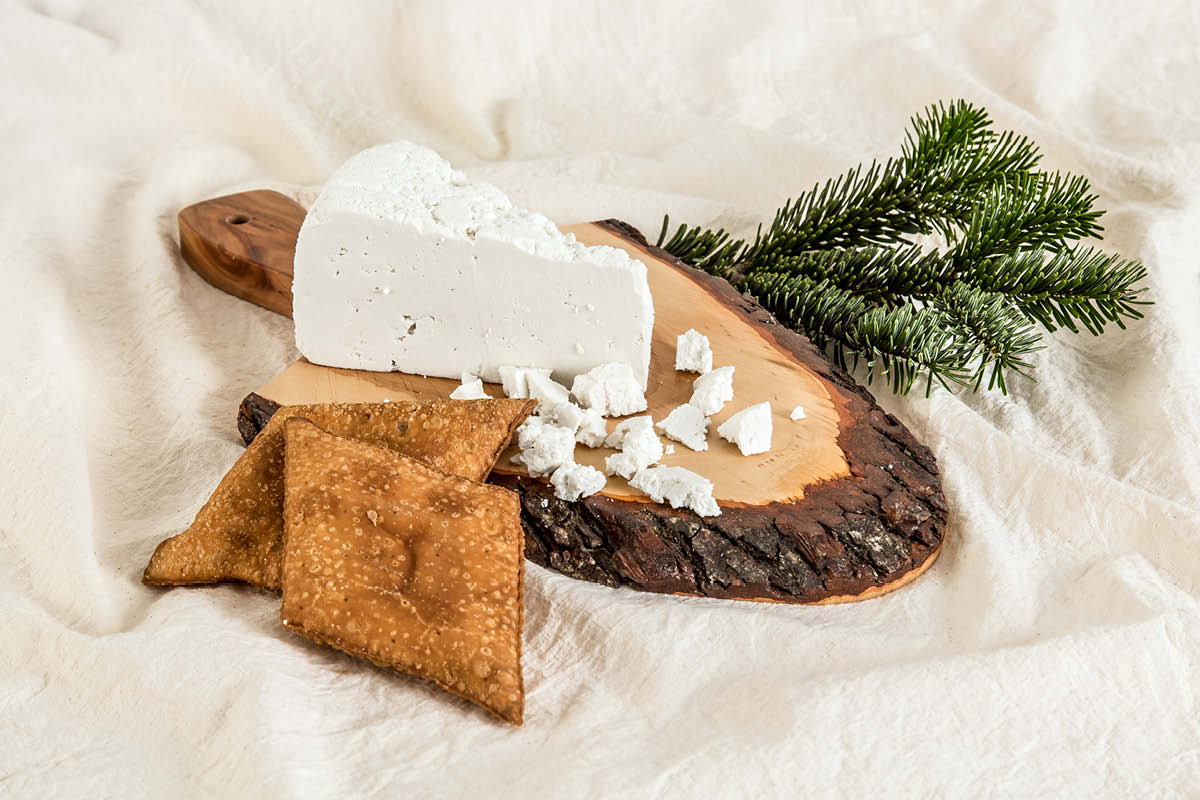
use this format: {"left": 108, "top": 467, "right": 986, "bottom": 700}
{"left": 448, "top": 328, "right": 807, "bottom": 516}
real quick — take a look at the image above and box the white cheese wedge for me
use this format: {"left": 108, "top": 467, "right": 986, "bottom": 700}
{"left": 790, "top": 404, "right": 806, "bottom": 421}
{"left": 514, "top": 420, "right": 575, "bottom": 477}
{"left": 292, "top": 141, "right": 654, "bottom": 388}
{"left": 689, "top": 365, "right": 735, "bottom": 416}
{"left": 656, "top": 404, "right": 709, "bottom": 451}
{"left": 629, "top": 466, "right": 720, "bottom": 517}
{"left": 550, "top": 462, "right": 607, "bottom": 501}
{"left": 675, "top": 328, "right": 712, "bottom": 374}
{"left": 571, "top": 362, "right": 647, "bottom": 417}
{"left": 717, "top": 401, "right": 773, "bottom": 456}
{"left": 449, "top": 372, "right": 489, "bottom": 400}
{"left": 603, "top": 416, "right": 663, "bottom": 478}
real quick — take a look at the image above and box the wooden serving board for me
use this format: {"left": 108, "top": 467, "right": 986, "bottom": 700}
{"left": 182, "top": 190, "right": 948, "bottom": 604}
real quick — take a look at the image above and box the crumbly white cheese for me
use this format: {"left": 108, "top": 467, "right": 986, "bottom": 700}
{"left": 449, "top": 371, "right": 490, "bottom": 400}
{"left": 550, "top": 462, "right": 607, "bottom": 501}
{"left": 524, "top": 371, "right": 571, "bottom": 410}
{"left": 498, "top": 365, "right": 549, "bottom": 399}
{"left": 292, "top": 141, "right": 654, "bottom": 388}
{"left": 664, "top": 444, "right": 675, "bottom": 455}
{"left": 571, "top": 362, "right": 647, "bottom": 417}
{"left": 543, "top": 402, "right": 608, "bottom": 447}
{"left": 603, "top": 416, "right": 663, "bottom": 478}
{"left": 513, "top": 420, "right": 575, "bottom": 477}
{"left": 515, "top": 416, "right": 547, "bottom": 447}
{"left": 544, "top": 401, "right": 582, "bottom": 428}
{"left": 790, "top": 404, "right": 806, "bottom": 421}
{"left": 656, "top": 404, "right": 709, "bottom": 451}
{"left": 629, "top": 466, "right": 720, "bottom": 517}
{"left": 602, "top": 415, "right": 654, "bottom": 449}
{"left": 717, "top": 401, "right": 773, "bottom": 456}
{"left": 575, "top": 407, "right": 608, "bottom": 447}
{"left": 675, "top": 328, "right": 712, "bottom": 374}
{"left": 689, "top": 365, "right": 735, "bottom": 416}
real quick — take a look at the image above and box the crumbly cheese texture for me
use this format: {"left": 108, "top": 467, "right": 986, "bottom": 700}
{"left": 524, "top": 371, "right": 570, "bottom": 411}
{"left": 544, "top": 402, "right": 608, "bottom": 447}
{"left": 656, "top": 404, "right": 709, "bottom": 451}
{"left": 629, "top": 466, "right": 721, "bottom": 517}
{"left": 790, "top": 404, "right": 806, "bottom": 421}
{"left": 689, "top": 366, "right": 735, "bottom": 416}
{"left": 292, "top": 141, "right": 654, "bottom": 388}
{"left": 571, "top": 362, "right": 648, "bottom": 417}
{"left": 675, "top": 329, "right": 712, "bottom": 374}
{"left": 717, "top": 401, "right": 773, "bottom": 456}
{"left": 514, "top": 418, "right": 575, "bottom": 476}
{"left": 449, "top": 372, "right": 490, "bottom": 400}
{"left": 603, "top": 416, "right": 663, "bottom": 478}
{"left": 497, "top": 366, "right": 548, "bottom": 399}
{"left": 550, "top": 462, "right": 607, "bottom": 502}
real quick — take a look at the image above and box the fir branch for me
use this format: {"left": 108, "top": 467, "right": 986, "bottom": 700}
{"left": 747, "top": 272, "right": 972, "bottom": 395}
{"left": 949, "top": 171, "right": 1103, "bottom": 261}
{"left": 762, "top": 245, "right": 943, "bottom": 304}
{"left": 659, "top": 99, "right": 1151, "bottom": 395}
{"left": 965, "top": 246, "right": 1150, "bottom": 335}
{"left": 927, "top": 283, "right": 1043, "bottom": 393}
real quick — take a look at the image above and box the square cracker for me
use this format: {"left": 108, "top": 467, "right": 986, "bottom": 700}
{"left": 280, "top": 418, "right": 525, "bottom": 725}
{"left": 142, "top": 398, "right": 534, "bottom": 592}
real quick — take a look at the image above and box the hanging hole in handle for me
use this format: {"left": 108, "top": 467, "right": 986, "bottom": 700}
{"left": 227, "top": 214, "right": 250, "bottom": 225}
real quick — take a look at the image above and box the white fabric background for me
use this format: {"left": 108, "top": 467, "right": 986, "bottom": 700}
{"left": 2, "top": 1, "right": 1198, "bottom": 796}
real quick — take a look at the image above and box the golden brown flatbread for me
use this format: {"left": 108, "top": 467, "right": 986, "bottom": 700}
{"left": 142, "top": 399, "right": 534, "bottom": 592}
{"left": 280, "top": 418, "right": 525, "bottom": 724}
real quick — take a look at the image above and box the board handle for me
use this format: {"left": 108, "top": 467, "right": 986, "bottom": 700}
{"left": 178, "top": 190, "right": 304, "bottom": 317}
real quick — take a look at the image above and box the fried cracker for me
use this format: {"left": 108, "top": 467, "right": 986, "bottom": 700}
{"left": 280, "top": 418, "right": 525, "bottom": 724}
{"left": 142, "top": 399, "right": 534, "bottom": 591}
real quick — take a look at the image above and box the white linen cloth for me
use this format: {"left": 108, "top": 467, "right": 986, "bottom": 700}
{"left": 2, "top": 2, "right": 1198, "bottom": 796}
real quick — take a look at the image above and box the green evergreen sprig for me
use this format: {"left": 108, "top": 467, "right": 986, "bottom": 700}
{"left": 657, "top": 100, "right": 1150, "bottom": 395}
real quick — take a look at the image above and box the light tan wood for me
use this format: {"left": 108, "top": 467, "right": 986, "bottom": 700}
{"left": 254, "top": 223, "right": 850, "bottom": 504}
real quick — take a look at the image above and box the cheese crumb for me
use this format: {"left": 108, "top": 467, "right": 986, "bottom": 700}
{"left": 629, "top": 466, "right": 720, "bottom": 517}
{"left": 515, "top": 419, "right": 576, "bottom": 476}
{"left": 656, "top": 404, "right": 709, "bottom": 451}
{"left": 524, "top": 371, "right": 570, "bottom": 411}
{"left": 498, "top": 365, "right": 551, "bottom": 399}
{"left": 575, "top": 407, "right": 608, "bottom": 447}
{"left": 550, "top": 462, "right": 607, "bottom": 501}
{"left": 544, "top": 402, "right": 608, "bottom": 447}
{"left": 664, "top": 444, "right": 675, "bottom": 455}
{"left": 603, "top": 416, "right": 663, "bottom": 478}
{"left": 675, "top": 329, "right": 712, "bottom": 374}
{"left": 688, "top": 365, "right": 735, "bottom": 416}
{"left": 790, "top": 405, "right": 806, "bottom": 421}
{"left": 571, "top": 362, "right": 647, "bottom": 417}
{"left": 449, "top": 372, "right": 490, "bottom": 400}
{"left": 717, "top": 402, "right": 773, "bottom": 456}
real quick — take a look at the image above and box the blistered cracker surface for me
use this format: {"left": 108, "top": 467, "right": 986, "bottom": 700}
{"left": 141, "top": 399, "right": 534, "bottom": 591}
{"left": 280, "top": 419, "right": 525, "bottom": 724}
